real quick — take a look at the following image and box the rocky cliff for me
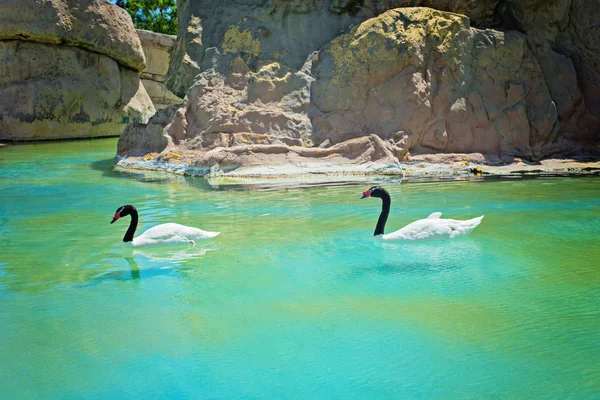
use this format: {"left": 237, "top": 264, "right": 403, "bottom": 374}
{"left": 118, "top": 0, "right": 599, "bottom": 172}
{"left": 137, "top": 29, "right": 182, "bottom": 110}
{"left": 0, "top": 0, "right": 155, "bottom": 140}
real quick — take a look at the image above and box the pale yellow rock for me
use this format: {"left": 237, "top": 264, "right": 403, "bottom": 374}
{"left": 141, "top": 79, "right": 183, "bottom": 109}
{"left": 0, "top": 0, "right": 146, "bottom": 71}
{"left": 137, "top": 29, "right": 176, "bottom": 78}
{"left": 222, "top": 25, "right": 261, "bottom": 57}
{"left": 0, "top": 0, "right": 155, "bottom": 140}
{"left": 123, "top": 3, "right": 599, "bottom": 166}
{"left": 137, "top": 29, "right": 182, "bottom": 109}
{"left": 0, "top": 41, "right": 154, "bottom": 140}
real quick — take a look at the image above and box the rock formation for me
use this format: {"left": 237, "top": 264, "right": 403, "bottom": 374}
{"left": 137, "top": 29, "right": 182, "bottom": 110}
{"left": 0, "top": 0, "right": 155, "bottom": 140}
{"left": 310, "top": 8, "right": 591, "bottom": 157}
{"left": 118, "top": 0, "right": 599, "bottom": 174}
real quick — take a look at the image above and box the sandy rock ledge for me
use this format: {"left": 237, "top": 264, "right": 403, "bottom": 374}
{"left": 115, "top": 148, "right": 600, "bottom": 184}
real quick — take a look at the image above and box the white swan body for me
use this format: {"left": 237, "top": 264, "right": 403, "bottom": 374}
{"left": 380, "top": 212, "right": 484, "bottom": 241}
{"left": 130, "top": 223, "right": 220, "bottom": 247}
{"left": 111, "top": 205, "right": 220, "bottom": 247}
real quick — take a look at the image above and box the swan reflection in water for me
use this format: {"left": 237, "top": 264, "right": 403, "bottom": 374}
{"left": 345, "top": 237, "right": 488, "bottom": 280}
{"left": 380, "top": 239, "right": 484, "bottom": 270}
{"left": 87, "top": 245, "right": 216, "bottom": 284}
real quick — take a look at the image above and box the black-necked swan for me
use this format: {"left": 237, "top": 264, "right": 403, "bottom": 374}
{"left": 361, "top": 186, "right": 484, "bottom": 241}
{"left": 110, "top": 205, "right": 220, "bottom": 246}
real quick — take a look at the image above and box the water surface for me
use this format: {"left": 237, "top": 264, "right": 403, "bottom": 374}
{"left": 1, "top": 139, "right": 599, "bottom": 399}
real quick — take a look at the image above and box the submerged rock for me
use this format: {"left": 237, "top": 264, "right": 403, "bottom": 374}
{"left": 0, "top": 0, "right": 155, "bottom": 140}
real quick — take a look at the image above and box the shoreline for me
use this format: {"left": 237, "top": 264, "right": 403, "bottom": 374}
{"left": 115, "top": 155, "right": 600, "bottom": 185}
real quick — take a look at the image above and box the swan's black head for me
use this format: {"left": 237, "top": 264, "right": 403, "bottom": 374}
{"left": 111, "top": 205, "right": 135, "bottom": 224}
{"left": 361, "top": 186, "right": 388, "bottom": 199}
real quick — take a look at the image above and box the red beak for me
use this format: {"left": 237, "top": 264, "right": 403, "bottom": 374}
{"left": 361, "top": 190, "right": 372, "bottom": 199}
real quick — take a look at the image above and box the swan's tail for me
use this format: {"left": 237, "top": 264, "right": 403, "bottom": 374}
{"left": 205, "top": 231, "right": 220, "bottom": 239}
{"left": 193, "top": 230, "right": 220, "bottom": 241}
{"left": 461, "top": 216, "right": 484, "bottom": 235}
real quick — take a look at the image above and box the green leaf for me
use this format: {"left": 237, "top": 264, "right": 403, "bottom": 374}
{"left": 112, "top": 0, "right": 178, "bottom": 35}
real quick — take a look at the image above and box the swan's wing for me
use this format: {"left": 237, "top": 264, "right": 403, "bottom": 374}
{"left": 383, "top": 216, "right": 484, "bottom": 241}
{"left": 179, "top": 225, "right": 221, "bottom": 241}
{"left": 138, "top": 223, "right": 186, "bottom": 240}
{"left": 427, "top": 212, "right": 442, "bottom": 219}
{"left": 383, "top": 219, "right": 444, "bottom": 241}
{"left": 138, "top": 223, "right": 219, "bottom": 244}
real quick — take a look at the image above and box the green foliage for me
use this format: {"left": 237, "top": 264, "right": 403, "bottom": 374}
{"left": 113, "top": 0, "right": 178, "bottom": 35}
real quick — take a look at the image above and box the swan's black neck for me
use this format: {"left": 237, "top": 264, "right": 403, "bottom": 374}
{"left": 374, "top": 190, "right": 391, "bottom": 236}
{"left": 123, "top": 207, "right": 138, "bottom": 242}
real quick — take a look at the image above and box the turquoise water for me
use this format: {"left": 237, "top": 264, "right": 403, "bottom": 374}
{"left": 1, "top": 139, "right": 599, "bottom": 399}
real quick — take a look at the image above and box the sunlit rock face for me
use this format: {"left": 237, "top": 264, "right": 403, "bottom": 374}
{"left": 0, "top": 0, "right": 155, "bottom": 140}
{"left": 165, "top": 0, "right": 506, "bottom": 98}
{"left": 117, "top": 0, "right": 599, "bottom": 170}
{"left": 118, "top": 56, "right": 317, "bottom": 158}
{"left": 311, "top": 8, "right": 579, "bottom": 157}
{"left": 165, "top": 0, "right": 372, "bottom": 99}
{"left": 137, "top": 29, "right": 182, "bottom": 110}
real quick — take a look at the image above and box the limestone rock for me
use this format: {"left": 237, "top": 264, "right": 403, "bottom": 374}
{"left": 0, "top": 0, "right": 146, "bottom": 71}
{"left": 554, "top": 0, "right": 600, "bottom": 120}
{"left": 120, "top": 49, "right": 316, "bottom": 160}
{"left": 118, "top": 105, "right": 179, "bottom": 156}
{"left": 0, "top": 41, "right": 154, "bottom": 140}
{"left": 0, "top": 0, "right": 155, "bottom": 140}
{"left": 502, "top": 0, "right": 600, "bottom": 123}
{"left": 118, "top": 133, "right": 408, "bottom": 174}
{"left": 140, "top": 79, "right": 183, "bottom": 109}
{"left": 357, "top": 0, "right": 502, "bottom": 26}
{"left": 166, "top": 0, "right": 507, "bottom": 97}
{"left": 165, "top": 0, "right": 375, "bottom": 97}
{"left": 120, "top": 4, "right": 599, "bottom": 169}
{"left": 311, "top": 7, "right": 590, "bottom": 157}
{"left": 137, "top": 29, "right": 182, "bottom": 109}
